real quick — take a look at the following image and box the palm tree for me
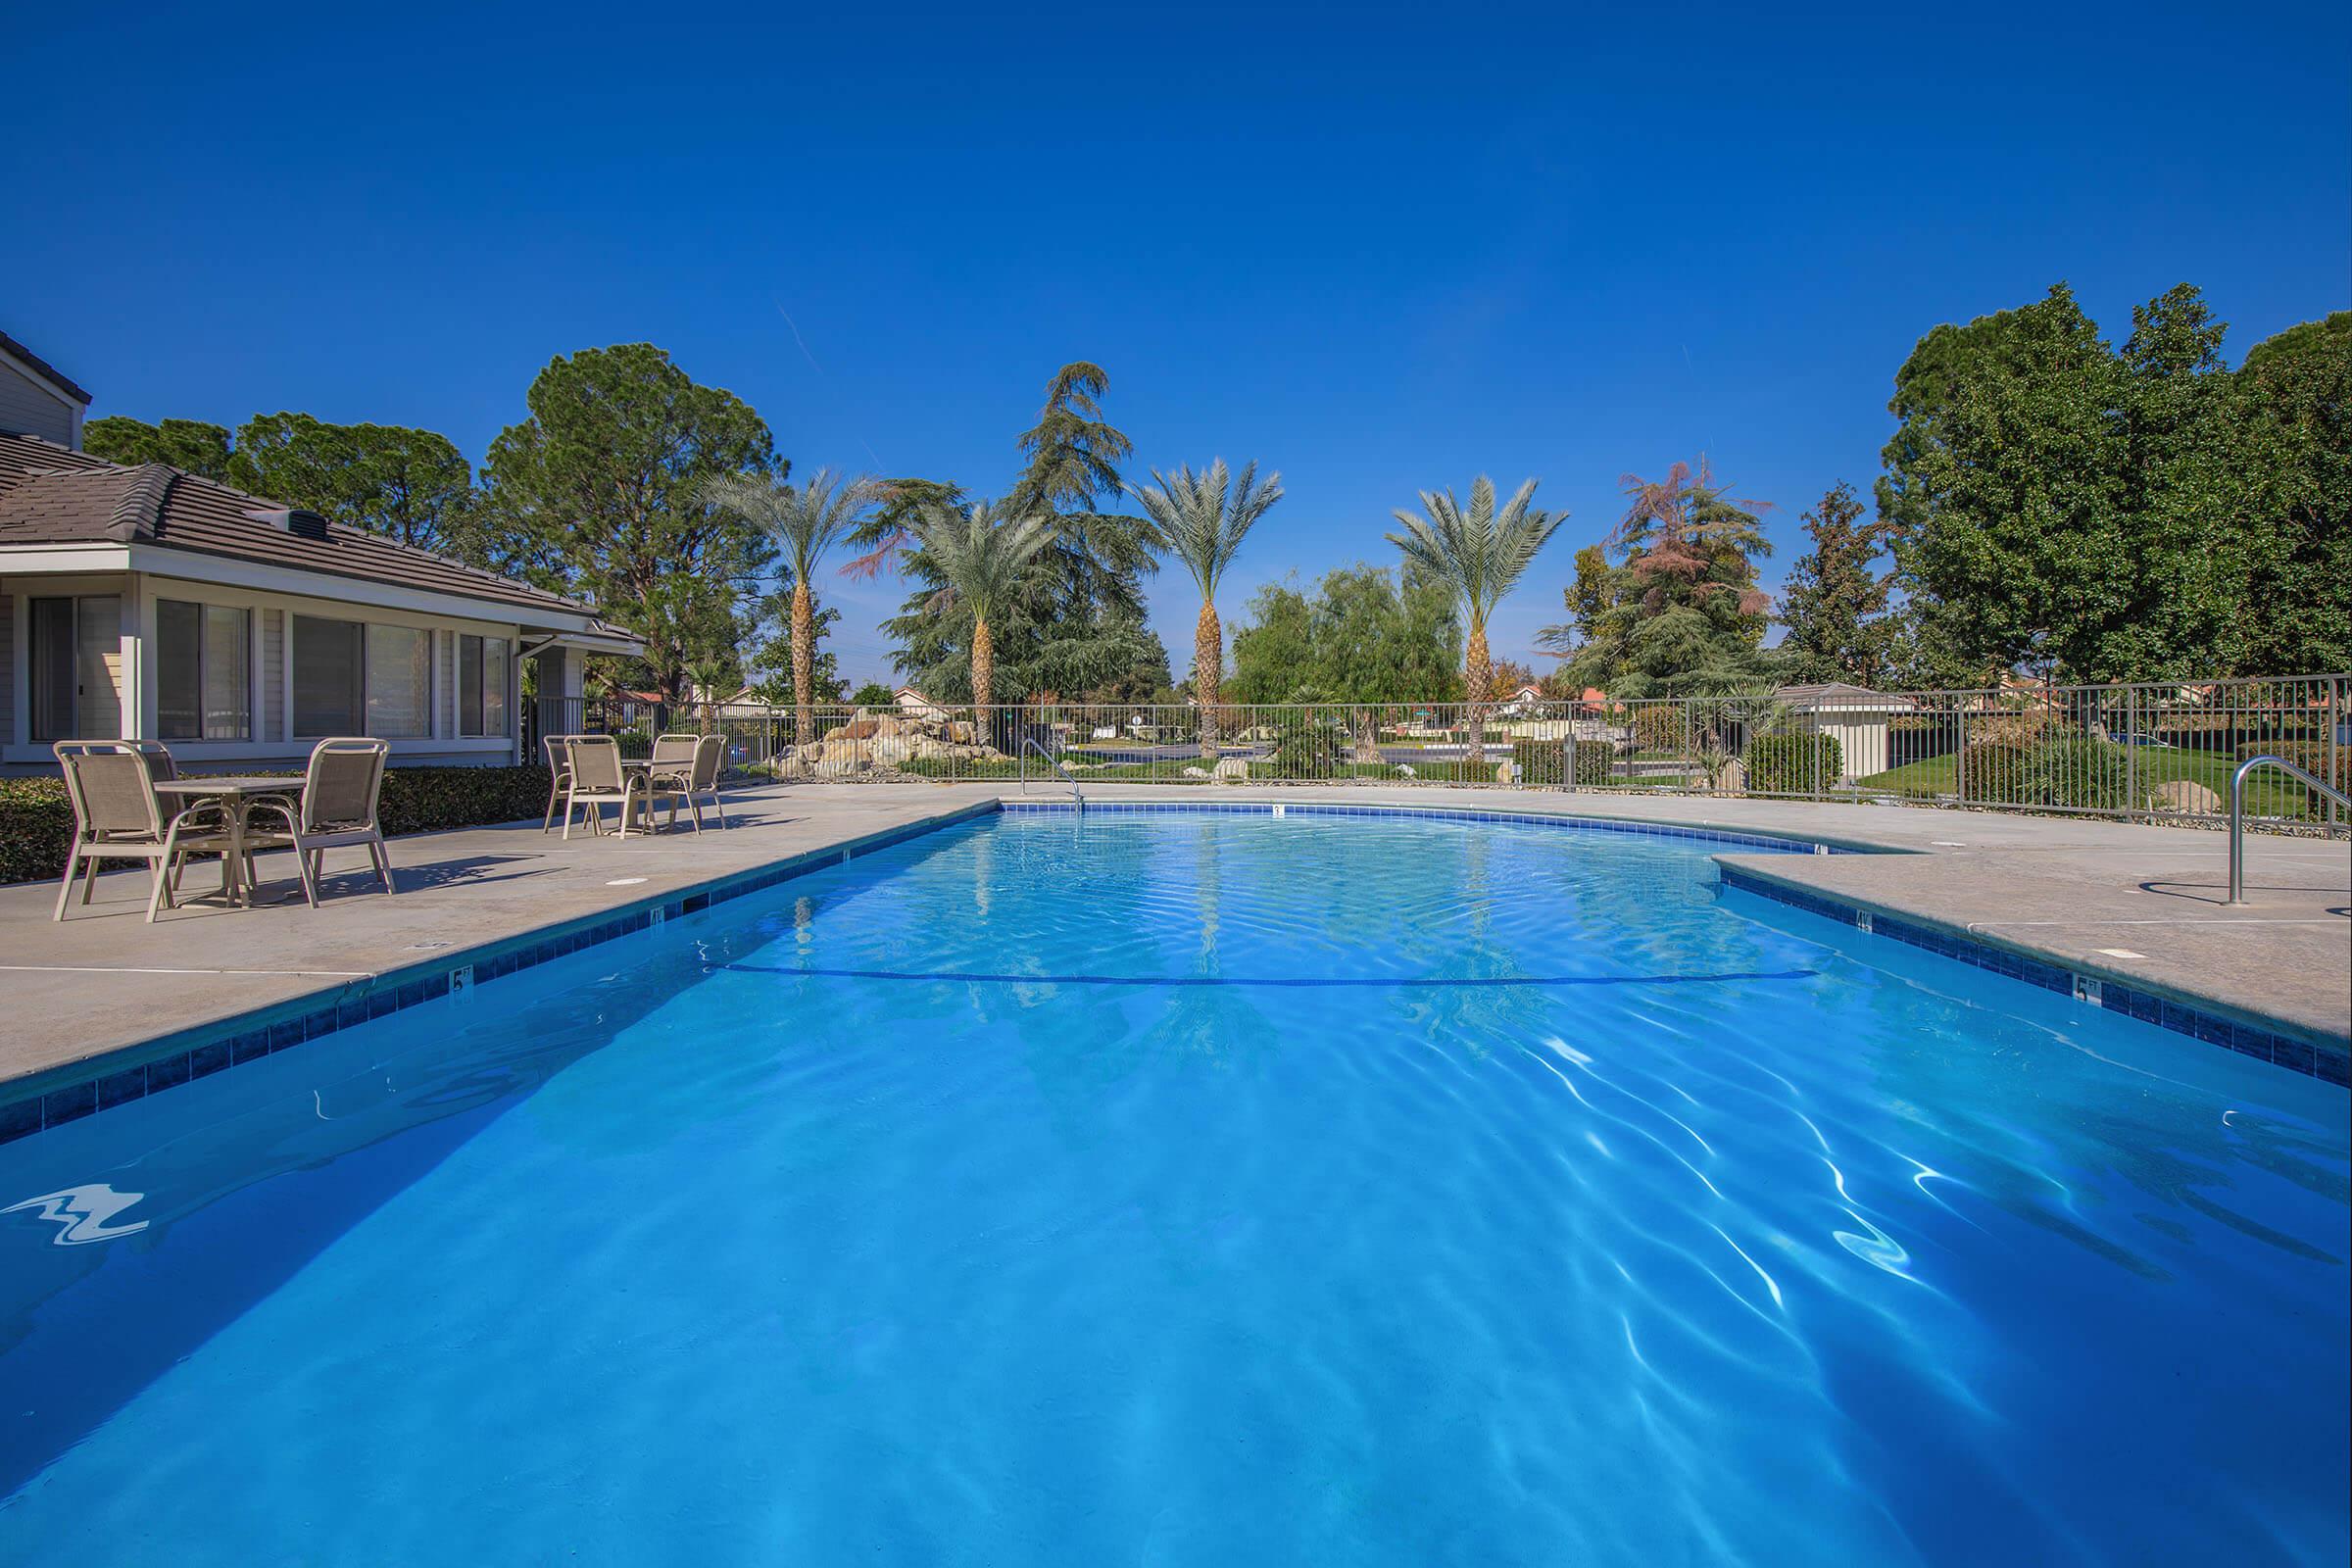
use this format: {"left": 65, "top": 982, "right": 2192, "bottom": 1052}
{"left": 706, "top": 469, "right": 875, "bottom": 746}
{"left": 683, "top": 655, "right": 732, "bottom": 734}
{"left": 1126, "top": 459, "right": 1283, "bottom": 747}
{"left": 1388, "top": 476, "right": 1564, "bottom": 764}
{"left": 910, "top": 499, "right": 1056, "bottom": 723}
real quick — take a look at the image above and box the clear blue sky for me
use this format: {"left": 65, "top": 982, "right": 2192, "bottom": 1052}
{"left": 7, "top": 1, "right": 2346, "bottom": 689}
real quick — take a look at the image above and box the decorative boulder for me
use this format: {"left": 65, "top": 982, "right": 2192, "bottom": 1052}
{"left": 1396, "top": 763, "right": 1416, "bottom": 778}
{"left": 1212, "top": 758, "right": 1250, "bottom": 783}
{"left": 2153, "top": 778, "right": 2223, "bottom": 814}
{"left": 1182, "top": 765, "right": 1210, "bottom": 779}
{"left": 1494, "top": 760, "right": 1520, "bottom": 784}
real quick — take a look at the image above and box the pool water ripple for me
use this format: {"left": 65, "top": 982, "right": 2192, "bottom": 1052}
{"left": 0, "top": 810, "right": 2343, "bottom": 1566}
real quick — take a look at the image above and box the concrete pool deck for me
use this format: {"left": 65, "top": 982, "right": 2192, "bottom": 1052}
{"left": 1, "top": 782, "right": 2344, "bottom": 1107}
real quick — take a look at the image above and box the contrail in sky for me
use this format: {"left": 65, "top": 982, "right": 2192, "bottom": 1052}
{"left": 776, "top": 300, "right": 888, "bottom": 472}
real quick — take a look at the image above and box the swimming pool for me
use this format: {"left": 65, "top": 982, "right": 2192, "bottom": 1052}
{"left": 3, "top": 808, "right": 2345, "bottom": 1564}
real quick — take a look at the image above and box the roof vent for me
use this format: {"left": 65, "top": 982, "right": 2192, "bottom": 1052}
{"left": 244, "top": 507, "right": 330, "bottom": 539}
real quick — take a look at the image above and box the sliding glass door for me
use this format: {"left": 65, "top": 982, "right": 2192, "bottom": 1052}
{"left": 28, "top": 595, "right": 122, "bottom": 742}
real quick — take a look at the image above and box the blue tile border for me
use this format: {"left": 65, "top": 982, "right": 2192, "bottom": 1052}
{"left": 0, "top": 799, "right": 1000, "bottom": 1148}
{"left": 1715, "top": 863, "right": 2349, "bottom": 1086}
{"left": 999, "top": 798, "right": 1858, "bottom": 857}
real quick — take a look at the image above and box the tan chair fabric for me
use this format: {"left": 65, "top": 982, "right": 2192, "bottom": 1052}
{"left": 242, "top": 738, "right": 396, "bottom": 906}
{"left": 558, "top": 735, "right": 645, "bottom": 838}
{"left": 52, "top": 741, "right": 237, "bottom": 921}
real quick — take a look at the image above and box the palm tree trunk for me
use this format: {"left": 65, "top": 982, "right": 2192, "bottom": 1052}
{"left": 1194, "top": 601, "right": 1221, "bottom": 751}
{"left": 1465, "top": 622, "right": 1492, "bottom": 768}
{"left": 971, "top": 616, "right": 996, "bottom": 734}
{"left": 790, "top": 580, "right": 815, "bottom": 748}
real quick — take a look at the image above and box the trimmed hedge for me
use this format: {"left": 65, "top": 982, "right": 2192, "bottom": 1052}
{"left": 1742, "top": 732, "right": 1842, "bottom": 795}
{"left": 0, "top": 764, "right": 556, "bottom": 887}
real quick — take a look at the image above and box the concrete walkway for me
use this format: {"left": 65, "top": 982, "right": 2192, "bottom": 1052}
{"left": 1, "top": 783, "right": 2344, "bottom": 1100}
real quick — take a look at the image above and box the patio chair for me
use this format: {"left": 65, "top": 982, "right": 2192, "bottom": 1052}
{"left": 559, "top": 734, "right": 646, "bottom": 839}
{"left": 243, "top": 738, "right": 396, "bottom": 906}
{"left": 51, "top": 741, "right": 241, "bottom": 922}
{"left": 647, "top": 732, "right": 730, "bottom": 832}
{"left": 540, "top": 733, "right": 583, "bottom": 833}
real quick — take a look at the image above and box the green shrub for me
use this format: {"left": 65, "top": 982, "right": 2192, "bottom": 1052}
{"left": 1512, "top": 739, "right": 1566, "bottom": 785}
{"left": 1742, "top": 731, "right": 1841, "bottom": 794}
{"left": 1572, "top": 739, "right": 1619, "bottom": 786}
{"left": 1263, "top": 710, "right": 1349, "bottom": 778}
{"left": 1, "top": 763, "right": 559, "bottom": 887}
{"left": 2023, "top": 736, "right": 2145, "bottom": 810}
{"left": 1402, "top": 760, "right": 1498, "bottom": 784}
{"left": 1960, "top": 741, "right": 2034, "bottom": 803}
{"left": 0, "top": 778, "right": 75, "bottom": 887}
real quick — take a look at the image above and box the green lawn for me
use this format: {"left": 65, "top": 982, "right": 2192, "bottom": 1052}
{"left": 1854, "top": 746, "right": 2320, "bottom": 817}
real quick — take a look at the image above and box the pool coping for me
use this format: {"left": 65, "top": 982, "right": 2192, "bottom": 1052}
{"left": 4, "top": 795, "right": 2339, "bottom": 1147}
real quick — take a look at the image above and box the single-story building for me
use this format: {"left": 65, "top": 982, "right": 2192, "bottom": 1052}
{"left": 893, "top": 685, "right": 949, "bottom": 721}
{"left": 0, "top": 333, "right": 638, "bottom": 774}
{"left": 1772, "top": 682, "right": 1918, "bottom": 780}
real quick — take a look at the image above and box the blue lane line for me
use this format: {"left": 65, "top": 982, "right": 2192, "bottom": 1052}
{"left": 719, "top": 964, "right": 1819, "bottom": 990}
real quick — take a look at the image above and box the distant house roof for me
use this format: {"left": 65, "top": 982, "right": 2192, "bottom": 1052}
{"left": 0, "top": 328, "right": 92, "bottom": 406}
{"left": 1774, "top": 682, "right": 1917, "bottom": 712}
{"left": 0, "top": 429, "right": 634, "bottom": 639}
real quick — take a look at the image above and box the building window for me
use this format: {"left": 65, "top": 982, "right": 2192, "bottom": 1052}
{"left": 293, "top": 615, "right": 365, "bottom": 735}
{"left": 157, "top": 600, "right": 252, "bottom": 740}
{"left": 458, "top": 634, "right": 512, "bottom": 737}
{"left": 28, "top": 595, "right": 122, "bottom": 743}
{"left": 366, "top": 624, "right": 430, "bottom": 738}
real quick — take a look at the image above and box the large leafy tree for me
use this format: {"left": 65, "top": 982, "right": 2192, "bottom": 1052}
{"left": 1777, "top": 481, "right": 1892, "bottom": 684}
{"left": 231, "top": 413, "right": 477, "bottom": 553}
{"left": 2236, "top": 312, "right": 2352, "bottom": 672}
{"left": 477, "top": 344, "right": 778, "bottom": 712}
{"left": 707, "top": 468, "right": 875, "bottom": 744}
{"left": 1554, "top": 459, "right": 1771, "bottom": 697}
{"left": 1231, "top": 564, "right": 1462, "bottom": 753}
{"left": 907, "top": 499, "right": 1056, "bottom": 713}
{"left": 82, "top": 416, "right": 235, "bottom": 480}
{"left": 1126, "top": 458, "right": 1284, "bottom": 741}
{"left": 1878, "top": 281, "right": 2340, "bottom": 682}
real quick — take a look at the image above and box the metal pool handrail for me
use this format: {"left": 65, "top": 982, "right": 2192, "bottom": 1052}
{"left": 2228, "top": 754, "right": 2350, "bottom": 905}
{"left": 1021, "top": 737, "right": 1084, "bottom": 810}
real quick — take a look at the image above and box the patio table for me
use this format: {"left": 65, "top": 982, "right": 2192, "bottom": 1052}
{"left": 153, "top": 776, "right": 306, "bottom": 908}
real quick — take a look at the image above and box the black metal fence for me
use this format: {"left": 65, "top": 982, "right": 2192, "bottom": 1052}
{"left": 526, "top": 673, "right": 2349, "bottom": 833}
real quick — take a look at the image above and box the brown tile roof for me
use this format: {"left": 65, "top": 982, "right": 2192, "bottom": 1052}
{"left": 0, "top": 329, "right": 93, "bottom": 405}
{"left": 0, "top": 429, "right": 630, "bottom": 633}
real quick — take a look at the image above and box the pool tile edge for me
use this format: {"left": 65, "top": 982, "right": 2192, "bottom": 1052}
{"left": 1714, "top": 861, "right": 2348, "bottom": 1086}
{"left": 0, "top": 798, "right": 1001, "bottom": 1147}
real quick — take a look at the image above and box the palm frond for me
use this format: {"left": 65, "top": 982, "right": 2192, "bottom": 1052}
{"left": 1124, "top": 457, "right": 1284, "bottom": 602}
{"left": 1384, "top": 474, "right": 1563, "bottom": 628}
{"left": 705, "top": 467, "right": 879, "bottom": 587}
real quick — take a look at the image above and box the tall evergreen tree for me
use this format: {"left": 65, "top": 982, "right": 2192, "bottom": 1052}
{"left": 1561, "top": 458, "right": 1774, "bottom": 696}
{"left": 1777, "top": 481, "right": 1891, "bottom": 684}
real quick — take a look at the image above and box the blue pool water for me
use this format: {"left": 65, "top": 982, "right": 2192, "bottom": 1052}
{"left": 2, "top": 809, "right": 2345, "bottom": 1565}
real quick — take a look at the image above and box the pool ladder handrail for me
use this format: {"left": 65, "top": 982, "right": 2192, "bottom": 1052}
{"left": 1020, "top": 737, "right": 1084, "bottom": 810}
{"left": 2227, "top": 753, "right": 2349, "bottom": 906}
